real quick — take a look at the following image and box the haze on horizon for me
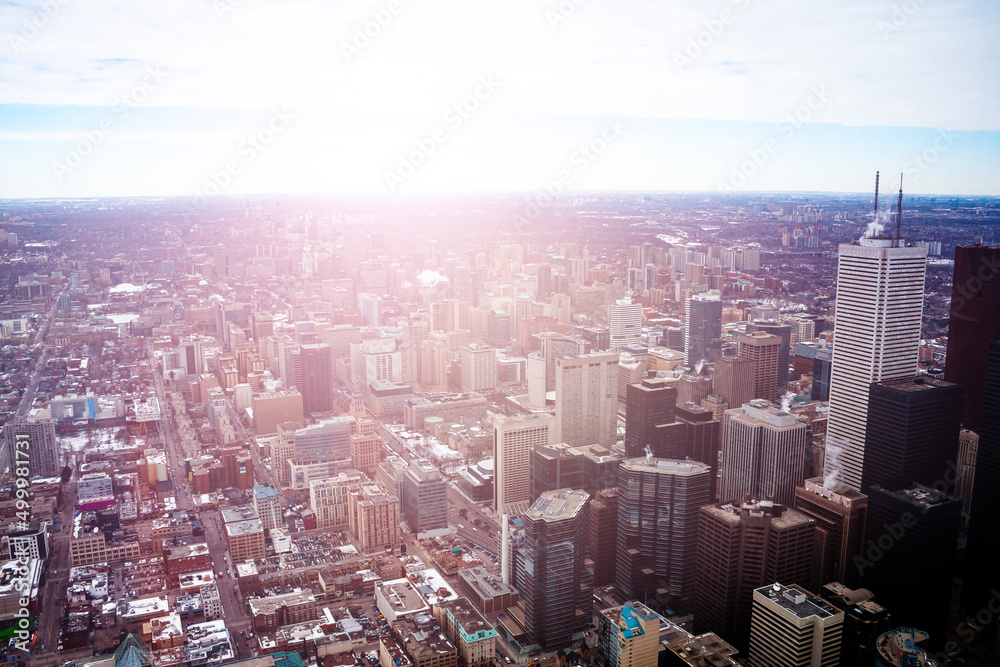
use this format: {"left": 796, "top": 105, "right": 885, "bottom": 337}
{"left": 1, "top": 0, "right": 998, "bottom": 198}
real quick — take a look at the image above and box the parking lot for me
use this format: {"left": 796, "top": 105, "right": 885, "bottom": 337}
{"left": 117, "top": 558, "right": 168, "bottom": 599}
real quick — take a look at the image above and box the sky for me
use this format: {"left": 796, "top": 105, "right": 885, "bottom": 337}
{"left": 1, "top": 0, "right": 998, "bottom": 198}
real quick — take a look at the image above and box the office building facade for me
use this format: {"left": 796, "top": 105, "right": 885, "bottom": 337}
{"left": 749, "top": 583, "right": 844, "bottom": 667}
{"left": 860, "top": 376, "right": 962, "bottom": 494}
{"left": 720, "top": 400, "right": 809, "bottom": 506}
{"left": 615, "top": 457, "right": 712, "bottom": 613}
{"left": 825, "top": 240, "right": 927, "bottom": 492}
{"left": 493, "top": 413, "right": 555, "bottom": 515}
{"left": 515, "top": 488, "right": 591, "bottom": 649}
{"left": 944, "top": 243, "right": 1000, "bottom": 431}
{"left": 554, "top": 352, "right": 619, "bottom": 448}
{"left": 685, "top": 294, "right": 722, "bottom": 370}
{"left": 695, "top": 499, "right": 816, "bottom": 652}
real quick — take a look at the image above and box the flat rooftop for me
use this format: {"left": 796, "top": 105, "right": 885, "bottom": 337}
{"left": 525, "top": 488, "right": 589, "bottom": 522}
{"left": 436, "top": 598, "right": 493, "bottom": 636}
{"left": 754, "top": 583, "right": 839, "bottom": 621}
{"left": 458, "top": 567, "right": 517, "bottom": 598}
{"left": 875, "top": 376, "right": 958, "bottom": 394}
{"left": 222, "top": 506, "right": 259, "bottom": 523}
{"left": 621, "top": 457, "right": 712, "bottom": 476}
{"left": 226, "top": 519, "right": 264, "bottom": 537}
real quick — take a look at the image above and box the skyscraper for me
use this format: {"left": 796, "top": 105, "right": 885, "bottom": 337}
{"left": 2, "top": 416, "right": 59, "bottom": 479}
{"left": 746, "top": 321, "right": 793, "bottom": 395}
{"left": 554, "top": 352, "right": 619, "bottom": 448}
{"left": 515, "top": 488, "right": 591, "bottom": 649}
{"left": 695, "top": 499, "right": 816, "bottom": 652}
{"left": 861, "top": 484, "right": 961, "bottom": 650}
{"left": 589, "top": 487, "right": 618, "bottom": 587}
{"left": 793, "top": 477, "right": 869, "bottom": 589}
{"left": 685, "top": 294, "right": 722, "bottom": 370}
{"left": 609, "top": 299, "right": 643, "bottom": 350}
{"left": 944, "top": 243, "right": 1000, "bottom": 431}
{"left": 738, "top": 332, "right": 782, "bottom": 402}
{"left": 460, "top": 343, "right": 497, "bottom": 393}
{"left": 399, "top": 459, "right": 449, "bottom": 534}
{"left": 530, "top": 443, "right": 584, "bottom": 503}
{"left": 615, "top": 457, "right": 713, "bottom": 613}
{"left": 677, "top": 401, "right": 721, "bottom": 500}
{"left": 749, "top": 583, "right": 844, "bottom": 667}
{"left": 624, "top": 377, "right": 685, "bottom": 459}
{"left": 486, "top": 310, "right": 511, "bottom": 347}
{"left": 860, "top": 376, "right": 962, "bottom": 494}
{"left": 965, "top": 341, "right": 1000, "bottom": 657}
{"left": 299, "top": 343, "right": 332, "bottom": 416}
{"left": 713, "top": 355, "right": 754, "bottom": 412}
{"left": 493, "top": 413, "right": 555, "bottom": 515}
{"left": 537, "top": 263, "right": 553, "bottom": 298}
{"left": 719, "top": 400, "right": 809, "bottom": 506}
{"left": 825, "top": 239, "right": 927, "bottom": 492}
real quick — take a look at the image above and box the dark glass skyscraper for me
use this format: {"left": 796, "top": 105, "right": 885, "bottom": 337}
{"left": 624, "top": 378, "right": 685, "bottom": 459}
{"left": 860, "top": 376, "right": 963, "bottom": 494}
{"left": 530, "top": 443, "right": 584, "bottom": 503}
{"left": 515, "top": 488, "right": 592, "bottom": 649}
{"left": 614, "top": 457, "right": 712, "bottom": 614}
{"left": 694, "top": 498, "right": 816, "bottom": 653}
{"left": 944, "top": 243, "right": 1000, "bottom": 431}
{"left": 964, "top": 340, "right": 1000, "bottom": 656}
{"left": 861, "top": 484, "right": 961, "bottom": 651}
{"left": 299, "top": 342, "right": 332, "bottom": 416}
{"left": 685, "top": 294, "right": 722, "bottom": 370}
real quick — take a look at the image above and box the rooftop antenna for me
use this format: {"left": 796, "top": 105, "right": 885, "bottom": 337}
{"left": 895, "top": 173, "right": 903, "bottom": 246}
{"left": 873, "top": 171, "right": 880, "bottom": 217}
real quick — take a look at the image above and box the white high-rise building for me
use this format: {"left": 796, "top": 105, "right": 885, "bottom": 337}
{"left": 460, "top": 343, "right": 497, "bottom": 392}
{"left": 749, "top": 583, "right": 844, "bottom": 667}
{"left": 554, "top": 352, "right": 619, "bottom": 447}
{"left": 826, "top": 239, "right": 926, "bottom": 491}
{"left": 493, "top": 413, "right": 555, "bottom": 515}
{"left": 609, "top": 299, "right": 643, "bottom": 350}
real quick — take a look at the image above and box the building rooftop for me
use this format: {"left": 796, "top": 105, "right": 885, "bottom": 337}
{"left": 221, "top": 506, "right": 259, "bottom": 523}
{"left": 666, "top": 632, "right": 740, "bottom": 666}
{"left": 734, "top": 399, "right": 800, "bottom": 428}
{"left": 436, "top": 598, "right": 494, "bottom": 637}
{"left": 874, "top": 376, "right": 959, "bottom": 394}
{"left": 377, "top": 580, "right": 429, "bottom": 616}
{"left": 875, "top": 627, "right": 939, "bottom": 667}
{"left": 755, "top": 583, "right": 839, "bottom": 621}
{"left": 877, "top": 483, "right": 961, "bottom": 510}
{"left": 458, "top": 566, "right": 517, "bottom": 599}
{"left": 247, "top": 589, "right": 317, "bottom": 617}
{"left": 525, "top": 488, "right": 589, "bottom": 522}
{"left": 226, "top": 519, "right": 264, "bottom": 537}
{"left": 799, "top": 477, "right": 868, "bottom": 508}
{"left": 621, "top": 457, "right": 712, "bottom": 476}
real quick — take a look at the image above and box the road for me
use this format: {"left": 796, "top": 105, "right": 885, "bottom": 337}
{"left": 152, "top": 371, "right": 192, "bottom": 511}
{"left": 15, "top": 289, "right": 65, "bottom": 417}
{"left": 228, "top": 405, "right": 276, "bottom": 488}
{"left": 201, "top": 507, "right": 253, "bottom": 658}
{"left": 32, "top": 477, "right": 77, "bottom": 664}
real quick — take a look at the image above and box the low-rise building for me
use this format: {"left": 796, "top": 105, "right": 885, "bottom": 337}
{"left": 226, "top": 519, "right": 266, "bottom": 562}
{"left": 433, "top": 598, "right": 496, "bottom": 667}
{"left": 248, "top": 589, "right": 320, "bottom": 631}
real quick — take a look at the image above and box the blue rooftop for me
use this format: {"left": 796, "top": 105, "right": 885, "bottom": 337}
{"left": 620, "top": 605, "right": 644, "bottom": 639}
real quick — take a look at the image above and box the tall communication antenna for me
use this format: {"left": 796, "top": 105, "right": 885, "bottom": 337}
{"left": 873, "top": 171, "right": 880, "bottom": 217}
{"left": 895, "top": 173, "right": 903, "bottom": 246}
